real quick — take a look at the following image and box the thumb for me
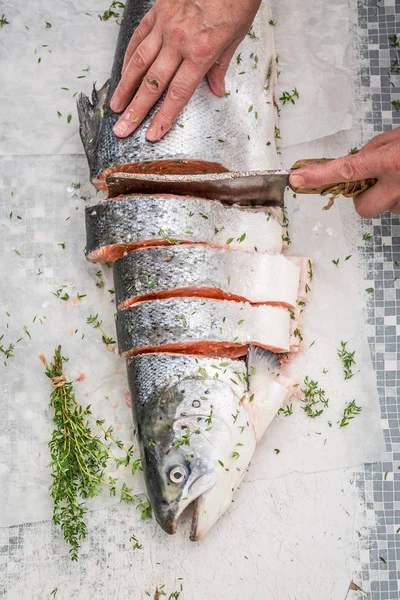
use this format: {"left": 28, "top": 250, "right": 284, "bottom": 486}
{"left": 206, "top": 40, "right": 241, "bottom": 97}
{"left": 289, "top": 152, "right": 381, "bottom": 189}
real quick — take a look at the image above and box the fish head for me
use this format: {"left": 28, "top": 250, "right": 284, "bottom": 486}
{"left": 140, "top": 377, "right": 220, "bottom": 534}
{"left": 140, "top": 373, "right": 255, "bottom": 538}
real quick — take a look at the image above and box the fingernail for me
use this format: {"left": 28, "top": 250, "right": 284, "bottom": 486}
{"left": 146, "top": 123, "right": 166, "bottom": 142}
{"left": 212, "top": 79, "right": 225, "bottom": 97}
{"left": 290, "top": 173, "right": 305, "bottom": 188}
{"left": 113, "top": 118, "right": 132, "bottom": 137}
{"left": 110, "top": 94, "right": 121, "bottom": 113}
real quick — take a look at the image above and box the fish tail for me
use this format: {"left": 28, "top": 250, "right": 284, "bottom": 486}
{"left": 77, "top": 80, "right": 110, "bottom": 158}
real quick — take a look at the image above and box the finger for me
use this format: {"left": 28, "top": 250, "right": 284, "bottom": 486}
{"left": 121, "top": 11, "right": 155, "bottom": 75}
{"left": 113, "top": 50, "right": 182, "bottom": 138}
{"left": 146, "top": 60, "right": 208, "bottom": 142}
{"left": 110, "top": 33, "right": 162, "bottom": 113}
{"left": 289, "top": 150, "right": 390, "bottom": 189}
{"left": 361, "top": 126, "right": 400, "bottom": 152}
{"left": 353, "top": 180, "right": 400, "bottom": 218}
{"left": 206, "top": 39, "right": 241, "bottom": 97}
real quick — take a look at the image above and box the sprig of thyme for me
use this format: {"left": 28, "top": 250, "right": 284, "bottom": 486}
{"left": 281, "top": 204, "right": 291, "bottom": 244}
{"left": 40, "top": 347, "right": 149, "bottom": 560}
{"left": 99, "top": 1, "right": 125, "bottom": 23}
{"left": 130, "top": 534, "right": 143, "bottom": 550}
{"left": 300, "top": 376, "right": 329, "bottom": 418}
{"left": 247, "top": 25, "right": 258, "bottom": 40}
{"left": 156, "top": 582, "right": 184, "bottom": 599}
{"left": 0, "top": 335, "right": 15, "bottom": 365}
{"left": 95, "top": 270, "right": 105, "bottom": 288}
{"left": 278, "top": 404, "right": 293, "bottom": 417}
{"left": 205, "top": 407, "right": 214, "bottom": 431}
{"left": 389, "top": 34, "right": 400, "bottom": 50}
{"left": 337, "top": 341, "right": 360, "bottom": 380}
{"left": 175, "top": 427, "right": 199, "bottom": 448}
{"left": 87, "top": 314, "right": 116, "bottom": 346}
{"left": 392, "top": 100, "right": 400, "bottom": 112}
{"left": 279, "top": 88, "right": 300, "bottom": 105}
{"left": 338, "top": 399, "right": 362, "bottom": 427}
{"left": 52, "top": 286, "right": 70, "bottom": 301}
{"left": 159, "top": 229, "right": 181, "bottom": 245}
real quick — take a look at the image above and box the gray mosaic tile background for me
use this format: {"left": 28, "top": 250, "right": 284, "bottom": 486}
{"left": 360, "top": 0, "right": 400, "bottom": 133}
{"left": 354, "top": 0, "right": 400, "bottom": 597}
{"left": 1, "top": 1, "right": 400, "bottom": 598}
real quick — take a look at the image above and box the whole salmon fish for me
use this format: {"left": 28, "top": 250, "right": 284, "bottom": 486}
{"left": 78, "top": 0, "right": 310, "bottom": 540}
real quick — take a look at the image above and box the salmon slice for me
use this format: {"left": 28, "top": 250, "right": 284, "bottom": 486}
{"left": 113, "top": 246, "right": 302, "bottom": 309}
{"left": 116, "top": 298, "right": 291, "bottom": 359}
{"left": 86, "top": 195, "right": 283, "bottom": 263}
{"left": 94, "top": 159, "right": 229, "bottom": 191}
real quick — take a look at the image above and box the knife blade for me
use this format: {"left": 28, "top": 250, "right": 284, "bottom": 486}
{"left": 105, "top": 159, "right": 376, "bottom": 206}
{"left": 106, "top": 169, "right": 290, "bottom": 206}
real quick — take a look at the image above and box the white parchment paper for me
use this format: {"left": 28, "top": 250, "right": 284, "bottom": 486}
{"left": 0, "top": 148, "right": 385, "bottom": 526}
{"left": 250, "top": 196, "right": 386, "bottom": 479}
{"left": 272, "top": 0, "right": 353, "bottom": 147}
{"left": 0, "top": 0, "right": 351, "bottom": 156}
{"left": 0, "top": 0, "right": 380, "bottom": 529}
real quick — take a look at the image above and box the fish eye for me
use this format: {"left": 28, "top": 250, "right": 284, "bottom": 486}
{"left": 169, "top": 466, "right": 187, "bottom": 484}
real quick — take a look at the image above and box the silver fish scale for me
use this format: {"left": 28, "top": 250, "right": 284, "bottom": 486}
{"left": 113, "top": 245, "right": 234, "bottom": 305}
{"left": 85, "top": 195, "right": 283, "bottom": 258}
{"left": 113, "top": 244, "right": 295, "bottom": 306}
{"left": 126, "top": 354, "right": 246, "bottom": 411}
{"left": 77, "top": 0, "right": 280, "bottom": 182}
{"left": 116, "top": 297, "right": 291, "bottom": 355}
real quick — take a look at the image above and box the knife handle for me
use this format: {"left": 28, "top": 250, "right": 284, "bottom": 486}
{"left": 289, "top": 158, "right": 377, "bottom": 201}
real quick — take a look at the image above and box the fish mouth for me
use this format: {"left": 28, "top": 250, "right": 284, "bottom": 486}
{"left": 154, "top": 471, "right": 217, "bottom": 536}
{"left": 188, "top": 474, "right": 236, "bottom": 542}
{"left": 189, "top": 499, "right": 201, "bottom": 541}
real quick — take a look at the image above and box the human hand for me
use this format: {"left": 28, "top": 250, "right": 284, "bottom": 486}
{"left": 110, "top": 0, "right": 261, "bottom": 141}
{"left": 289, "top": 127, "right": 400, "bottom": 218}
